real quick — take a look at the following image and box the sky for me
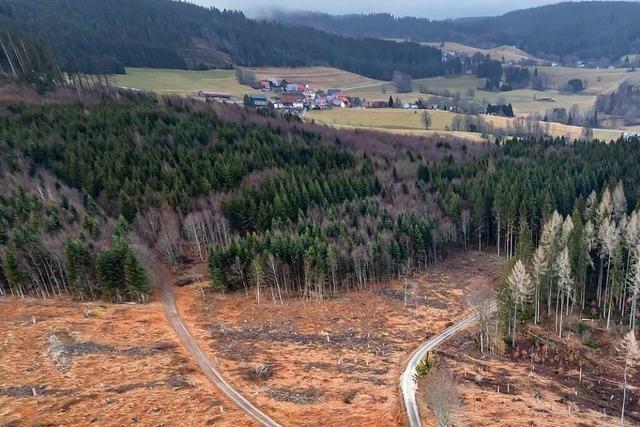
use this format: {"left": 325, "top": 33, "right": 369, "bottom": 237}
{"left": 199, "top": 0, "right": 577, "bottom": 19}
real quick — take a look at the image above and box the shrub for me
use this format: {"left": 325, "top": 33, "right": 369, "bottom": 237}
{"left": 424, "top": 368, "right": 460, "bottom": 427}
{"left": 416, "top": 353, "right": 439, "bottom": 377}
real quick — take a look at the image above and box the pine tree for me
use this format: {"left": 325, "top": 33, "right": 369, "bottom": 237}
{"left": 2, "top": 251, "right": 24, "bottom": 294}
{"left": 124, "top": 252, "right": 150, "bottom": 298}
{"left": 515, "top": 215, "right": 533, "bottom": 264}
{"left": 208, "top": 249, "right": 227, "bottom": 292}
{"left": 568, "top": 209, "right": 588, "bottom": 311}
{"left": 326, "top": 244, "right": 338, "bottom": 294}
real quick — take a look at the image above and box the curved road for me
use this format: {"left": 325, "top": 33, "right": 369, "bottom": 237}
{"left": 400, "top": 302, "right": 496, "bottom": 427}
{"left": 161, "top": 281, "right": 281, "bottom": 427}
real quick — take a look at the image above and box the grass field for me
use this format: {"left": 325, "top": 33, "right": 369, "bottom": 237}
{"left": 348, "top": 66, "right": 640, "bottom": 117}
{"left": 250, "top": 66, "right": 380, "bottom": 90}
{"left": 307, "top": 108, "right": 623, "bottom": 141}
{"left": 112, "top": 66, "right": 639, "bottom": 117}
{"left": 111, "top": 66, "right": 383, "bottom": 98}
{"left": 425, "top": 41, "right": 544, "bottom": 64}
{"left": 110, "top": 68, "right": 249, "bottom": 97}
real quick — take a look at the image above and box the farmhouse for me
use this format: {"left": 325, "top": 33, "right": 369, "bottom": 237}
{"left": 246, "top": 94, "right": 269, "bottom": 107}
{"left": 311, "top": 96, "right": 328, "bottom": 110}
{"left": 286, "top": 82, "right": 311, "bottom": 93}
{"left": 259, "top": 80, "right": 272, "bottom": 91}
{"left": 280, "top": 93, "right": 306, "bottom": 109}
{"left": 266, "top": 77, "right": 280, "bottom": 87}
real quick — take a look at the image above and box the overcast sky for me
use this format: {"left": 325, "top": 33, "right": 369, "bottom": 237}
{"left": 199, "top": 0, "right": 585, "bottom": 19}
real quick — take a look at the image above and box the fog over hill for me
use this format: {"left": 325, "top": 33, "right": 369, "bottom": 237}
{"left": 264, "top": 1, "right": 640, "bottom": 63}
{"left": 205, "top": 0, "right": 638, "bottom": 19}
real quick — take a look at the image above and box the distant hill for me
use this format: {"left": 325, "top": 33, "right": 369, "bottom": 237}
{"left": 0, "top": 0, "right": 445, "bottom": 80}
{"left": 424, "top": 42, "right": 544, "bottom": 64}
{"left": 273, "top": 1, "right": 640, "bottom": 65}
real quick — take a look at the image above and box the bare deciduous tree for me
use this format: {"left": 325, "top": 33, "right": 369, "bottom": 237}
{"left": 392, "top": 70, "right": 413, "bottom": 93}
{"left": 531, "top": 246, "right": 547, "bottom": 324}
{"left": 617, "top": 330, "right": 640, "bottom": 425}
{"left": 507, "top": 260, "right": 532, "bottom": 347}
{"left": 235, "top": 67, "right": 256, "bottom": 85}
{"left": 613, "top": 181, "right": 628, "bottom": 222}
{"left": 422, "top": 111, "right": 432, "bottom": 130}
{"left": 460, "top": 209, "right": 471, "bottom": 251}
{"left": 424, "top": 368, "right": 460, "bottom": 427}
{"left": 628, "top": 245, "right": 640, "bottom": 330}
{"left": 555, "top": 247, "right": 574, "bottom": 338}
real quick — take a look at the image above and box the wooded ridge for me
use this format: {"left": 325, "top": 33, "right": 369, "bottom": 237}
{"left": 1, "top": 94, "right": 640, "bottom": 303}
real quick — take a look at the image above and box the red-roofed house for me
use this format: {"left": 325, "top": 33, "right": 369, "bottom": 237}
{"left": 280, "top": 93, "right": 306, "bottom": 109}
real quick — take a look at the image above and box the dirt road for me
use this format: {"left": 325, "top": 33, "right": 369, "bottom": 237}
{"left": 400, "top": 302, "right": 496, "bottom": 427}
{"left": 161, "top": 281, "right": 281, "bottom": 427}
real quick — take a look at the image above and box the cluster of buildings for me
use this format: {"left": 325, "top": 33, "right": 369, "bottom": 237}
{"left": 245, "top": 77, "right": 353, "bottom": 111}
{"left": 197, "top": 76, "right": 472, "bottom": 114}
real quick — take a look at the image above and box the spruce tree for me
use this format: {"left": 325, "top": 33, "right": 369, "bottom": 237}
{"left": 124, "top": 252, "right": 150, "bottom": 297}
{"left": 515, "top": 214, "right": 533, "bottom": 264}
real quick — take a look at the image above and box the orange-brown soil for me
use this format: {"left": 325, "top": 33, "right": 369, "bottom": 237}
{"left": 0, "top": 298, "right": 252, "bottom": 426}
{"left": 422, "top": 316, "right": 640, "bottom": 426}
{"left": 176, "top": 251, "right": 503, "bottom": 426}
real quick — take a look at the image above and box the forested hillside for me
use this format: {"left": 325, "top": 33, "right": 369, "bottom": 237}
{"left": 0, "top": 0, "right": 445, "bottom": 79}
{"left": 274, "top": 1, "right": 640, "bottom": 64}
{"left": 0, "top": 30, "right": 62, "bottom": 93}
{"left": 2, "top": 93, "right": 640, "bottom": 304}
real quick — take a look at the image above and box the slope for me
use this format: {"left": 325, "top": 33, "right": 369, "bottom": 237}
{"left": 0, "top": 0, "right": 444, "bottom": 80}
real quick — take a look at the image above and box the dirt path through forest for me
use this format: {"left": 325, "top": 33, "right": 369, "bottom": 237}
{"left": 158, "top": 271, "right": 280, "bottom": 427}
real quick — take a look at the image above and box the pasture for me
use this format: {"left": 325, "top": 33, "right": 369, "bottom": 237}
{"left": 425, "top": 41, "right": 544, "bottom": 64}
{"left": 111, "top": 65, "right": 636, "bottom": 140}
{"left": 307, "top": 108, "right": 623, "bottom": 141}
{"left": 346, "top": 66, "right": 640, "bottom": 117}
{"left": 111, "top": 66, "right": 382, "bottom": 98}
{"left": 250, "top": 66, "right": 381, "bottom": 89}
{"left": 110, "top": 67, "right": 249, "bottom": 97}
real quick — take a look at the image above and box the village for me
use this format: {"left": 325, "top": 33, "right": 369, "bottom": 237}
{"left": 197, "top": 75, "right": 454, "bottom": 115}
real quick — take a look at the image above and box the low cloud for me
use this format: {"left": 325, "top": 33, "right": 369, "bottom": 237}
{"left": 203, "top": 0, "right": 571, "bottom": 19}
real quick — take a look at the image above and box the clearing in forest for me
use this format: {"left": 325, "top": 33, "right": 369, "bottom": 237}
{"left": 175, "top": 250, "right": 503, "bottom": 427}
{"left": 0, "top": 298, "right": 251, "bottom": 426}
{"left": 422, "top": 318, "right": 640, "bottom": 426}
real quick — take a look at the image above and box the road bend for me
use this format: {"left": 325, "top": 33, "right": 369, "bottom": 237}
{"left": 400, "top": 302, "right": 497, "bottom": 427}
